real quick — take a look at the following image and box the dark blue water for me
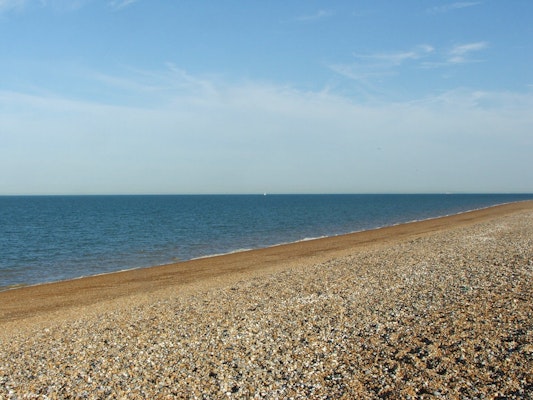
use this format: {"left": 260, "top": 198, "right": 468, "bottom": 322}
{"left": 1, "top": 194, "right": 531, "bottom": 289}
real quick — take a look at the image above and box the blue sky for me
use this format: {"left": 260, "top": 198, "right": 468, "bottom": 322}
{"left": 1, "top": 0, "right": 532, "bottom": 194}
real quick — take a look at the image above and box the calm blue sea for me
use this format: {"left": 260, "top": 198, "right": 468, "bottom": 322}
{"left": 1, "top": 194, "right": 532, "bottom": 290}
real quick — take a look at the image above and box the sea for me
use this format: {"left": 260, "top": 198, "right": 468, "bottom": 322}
{"left": 1, "top": 194, "right": 532, "bottom": 290}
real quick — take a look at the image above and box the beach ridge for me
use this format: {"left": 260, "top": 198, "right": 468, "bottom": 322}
{"left": 1, "top": 200, "right": 532, "bottom": 398}
{"left": 1, "top": 200, "right": 532, "bottom": 324}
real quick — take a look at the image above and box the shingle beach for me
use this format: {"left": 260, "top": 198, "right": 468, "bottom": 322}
{"left": 1, "top": 201, "right": 532, "bottom": 399}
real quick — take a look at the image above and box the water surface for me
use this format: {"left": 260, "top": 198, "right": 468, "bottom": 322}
{"left": 1, "top": 194, "right": 531, "bottom": 289}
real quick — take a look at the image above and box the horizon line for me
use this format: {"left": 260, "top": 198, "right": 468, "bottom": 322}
{"left": 1, "top": 192, "right": 532, "bottom": 197}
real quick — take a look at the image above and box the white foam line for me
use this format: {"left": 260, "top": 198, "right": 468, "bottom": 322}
{"left": 190, "top": 248, "right": 254, "bottom": 261}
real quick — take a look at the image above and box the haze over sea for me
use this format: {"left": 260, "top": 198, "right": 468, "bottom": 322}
{"left": 1, "top": 194, "right": 532, "bottom": 290}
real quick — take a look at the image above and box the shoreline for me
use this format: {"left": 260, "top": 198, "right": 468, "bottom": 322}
{"left": 0, "top": 199, "right": 527, "bottom": 293}
{"left": 1, "top": 200, "right": 532, "bottom": 397}
{"left": 1, "top": 200, "right": 532, "bottom": 324}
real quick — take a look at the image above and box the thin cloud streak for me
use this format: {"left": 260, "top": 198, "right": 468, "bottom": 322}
{"left": 449, "top": 41, "right": 488, "bottom": 55}
{"left": 295, "top": 9, "right": 334, "bottom": 22}
{"left": 353, "top": 45, "right": 434, "bottom": 66}
{"left": 0, "top": 0, "right": 138, "bottom": 13}
{"left": 335, "top": 42, "right": 489, "bottom": 72}
{"left": 447, "top": 41, "right": 488, "bottom": 64}
{"left": 329, "top": 45, "right": 435, "bottom": 85}
{"left": 428, "top": 2, "right": 482, "bottom": 14}
{"left": 108, "top": 0, "right": 139, "bottom": 11}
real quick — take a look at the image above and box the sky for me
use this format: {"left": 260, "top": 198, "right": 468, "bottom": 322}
{"left": 1, "top": 0, "right": 532, "bottom": 195}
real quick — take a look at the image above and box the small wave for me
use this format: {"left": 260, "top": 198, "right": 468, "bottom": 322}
{"left": 190, "top": 248, "right": 254, "bottom": 261}
{"left": 298, "top": 236, "right": 328, "bottom": 242}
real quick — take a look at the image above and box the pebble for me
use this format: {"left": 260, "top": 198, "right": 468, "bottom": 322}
{"left": 1, "top": 210, "right": 532, "bottom": 398}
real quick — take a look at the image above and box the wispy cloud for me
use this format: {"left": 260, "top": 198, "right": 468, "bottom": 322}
{"left": 330, "top": 45, "right": 434, "bottom": 83}
{"left": 353, "top": 45, "right": 435, "bottom": 66}
{"left": 428, "top": 2, "right": 482, "bottom": 14}
{"left": 108, "top": 0, "right": 138, "bottom": 10}
{"left": 0, "top": 0, "right": 117, "bottom": 14}
{"left": 447, "top": 41, "right": 488, "bottom": 64}
{"left": 295, "top": 9, "right": 334, "bottom": 22}
{"left": 332, "top": 41, "right": 490, "bottom": 96}
{"left": 328, "top": 63, "right": 394, "bottom": 87}
{"left": 0, "top": 0, "right": 28, "bottom": 13}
